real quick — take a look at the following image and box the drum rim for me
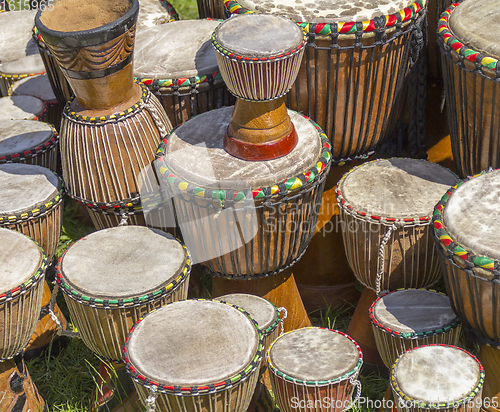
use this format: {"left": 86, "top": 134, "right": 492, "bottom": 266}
{"left": 266, "top": 327, "right": 363, "bottom": 386}
{"left": 0, "top": 122, "right": 58, "bottom": 163}
{"left": 0, "top": 95, "right": 48, "bottom": 121}
{"left": 55, "top": 230, "right": 191, "bottom": 307}
{"left": 155, "top": 112, "right": 331, "bottom": 203}
{"left": 0, "top": 70, "right": 46, "bottom": 79}
{"left": 390, "top": 343, "right": 484, "bottom": 408}
{"left": 438, "top": 1, "right": 500, "bottom": 79}
{"left": 223, "top": 0, "right": 426, "bottom": 36}
{"left": 432, "top": 169, "right": 500, "bottom": 278}
{"left": 215, "top": 294, "right": 280, "bottom": 335}
{"left": 0, "top": 229, "right": 47, "bottom": 304}
{"left": 8, "top": 74, "right": 58, "bottom": 104}
{"left": 0, "top": 167, "right": 64, "bottom": 224}
{"left": 369, "top": 288, "right": 461, "bottom": 339}
{"left": 336, "top": 157, "right": 459, "bottom": 225}
{"left": 123, "top": 298, "right": 264, "bottom": 394}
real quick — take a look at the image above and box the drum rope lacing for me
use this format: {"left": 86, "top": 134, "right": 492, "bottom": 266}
{"left": 48, "top": 283, "right": 80, "bottom": 339}
{"left": 375, "top": 221, "right": 404, "bottom": 296}
{"left": 277, "top": 307, "right": 287, "bottom": 336}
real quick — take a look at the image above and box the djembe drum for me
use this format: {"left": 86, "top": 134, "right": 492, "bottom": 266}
{"left": 0, "top": 95, "right": 47, "bottom": 121}
{"left": 391, "top": 345, "right": 484, "bottom": 411}
{"left": 438, "top": 0, "right": 500, "bottom": 177}
{"left": 0, "top": 54, "right": 45, "bottom": 97}
{"left": 370, "top": 289, "right": 461, "bottom": 369}
{"left": 134, "top": 19, "right": 235, "bottom": 127}
{"left": 432, "top": 169, "right": 500, "bottom": 412}
{"left": 224, "top": 0, "right": 427, "bottom": 158}
{"left": 267, "top": 327, "right": 362, "bottom": 412}
{"left": 56, "top": 225, "right": 191, "bottom": 361}
{"left": 124, "top": 299, "right": 263, "bottom": 412}
{"left": 35, "top": 0, "right": 174, "bottom": 230}
{"left": 0, "top": 119, "right": 58, "bottom": 171}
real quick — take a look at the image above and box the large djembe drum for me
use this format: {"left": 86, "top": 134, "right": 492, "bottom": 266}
{"left": 432, "top": 169, "right": 500, "bottom": 411}
{"left": 267, "top": 327, "right": 362, "bottom": 412}
{"left": 134, "top": 19, "right": 235, "bottom": 127}
{"left": 390, "top": 345, "right": 484, "bottom": 412}
{"left": 35, "top": 0, "right": 174, "bottom": 230}
{"left": 438, "top": 0, "right": 500, "bottom": 177}
{"left": 225, "top": 0, "right": 427, "bottom": 158}
{"left": 56, "top": 226, "right": 191, "bottom": 362}
{"left": 124, "top": 299, "right": 263, "bottom": 412}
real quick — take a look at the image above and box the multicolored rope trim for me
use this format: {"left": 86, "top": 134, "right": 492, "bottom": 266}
{"left": 267, "top": 327, "right": 363, "bottom": 386}
{"left": 63, "top": 81, "right": 150, "bottom": 124}
{"left": 159, "top": 0, "right": 179, "bottom": 21}
{"left": 432, "top": 169, "right": 500, "bottom": 276}
{"left": 0, "top": 71, "right": 45, "bottom": 80}
{"left": 0, "top": 123, "right": 58, "bottom": 163}
{"left": 0, "top": 231, "right": 46, "bottom": 304}
{"left": 136, "top": 71, "right": 223, "bottom": 90}
{"left": 369, "top": 289, "right": 461, "bottom": 339}
{"left": 155, "top": 113, "right": 331, "bottom": 204}
{"left": 224, "top": 0, "right": 426, "bottom": 35}
{"left": 123, "top": 298, "right": 264, "bottom": 395}
{"left": 336, "top": 158, "right": 458, "bottom": 226}
{"left": 55, "top": 233, "right": 191, "bottom": 308}
{"left": 438, "top": 2, "right": 500, "bottom": 77}
{"left": 0, "top": 171, "right": 64, "bottom": 224}
{"left": 391, "top": 344, "right": 484, "bottom": 408}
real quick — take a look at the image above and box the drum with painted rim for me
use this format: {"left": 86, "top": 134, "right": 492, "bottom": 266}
{"left": 0, "top": 95, "right": 46, "bottom": 121}
{"left": 336, "top": 158, "right": 459, "bottom": 294}
{"left": 56, "top": 225, "right": 191, "bottom": 361}
{"left": 124, "top": 299, "right": 263, "bottom": 412}
{"left": 267, "top": 327, "right": 363, "bottom": 412}
{"left": 369, "top": 289, "right": 461, "bottom": 369}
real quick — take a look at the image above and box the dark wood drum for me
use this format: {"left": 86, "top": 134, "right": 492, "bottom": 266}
{"left": 56, "top": 226, "right": 191, "bottom": 362}
{"left": 439, "top": 0, "right": 500, "bottom": 177}
{"left": 225, "top": 0, "right": 427, "bottom": 158}
{"left": 124, "top": 299, "right": 263, "bottom": 412}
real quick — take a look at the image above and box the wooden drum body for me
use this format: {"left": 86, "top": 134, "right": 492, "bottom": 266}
{"left": 391, "top": 345, "right": 484, "bottom": 411}
{"left": 155, "top": 107, "right": 331, "bottom": 278}
{"left": 439, "top": 0, "right": 500, "bottom": 178}
{"left": 124, "top": 299, "right": 263, "bottom": 412}
{"left": 135, "top": 19, "right": 235, "bottom": 128}
{"left": 0, "top": 228, "right": 46, "bottom": 360}
{"left": 336, "top": 158, "right": 458, "bottom": 294}
{"left": 267, "top": 327, "right": 363, "bottom": 412}
{"left": 370, "top": 289, "right": 461, "bottom": 369}
{"left": 0, "top": 119, "right": 59, "bottom": 172}
{"left": 225, "top": 0, "right": 427, "bottom": 158}
{"left": 432, "top": 169, "right": 500, "bottom": 344}
{"left": 56, "top": 226, "right": 191, "bottom": 361}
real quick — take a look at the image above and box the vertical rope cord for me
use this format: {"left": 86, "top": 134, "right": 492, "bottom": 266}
{"left": 48, "top": 284, "right": 80, "bottom": 338}
{"left": 277, "top": 307, "right": 288, "bottom": 336}
{"left": 376, "top": 223, "right": 399, "bottom": 296}
{"left": 145, "top": 388, "right": 159, "bottom": 412}
{"left": 348, "top": 376, "right": 362, "bottom": 410}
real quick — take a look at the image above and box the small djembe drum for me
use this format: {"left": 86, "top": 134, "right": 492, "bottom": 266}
{"left": 267, "top": 327, "right": 362, "bottom": 412}
{"left": 224, "top": 0, "right": 427, "bottom": 158}
{"left": 432, "top": 169, "right": 500, "bottom": 411}
{"left": 124, "top": 299, "right": 263, "bottom": 412}
{"left": 0, "top": 54, "right": 45, "bottom": 97}
{"left": 391, "top": 345, "right": 484, "bottom": 411}
{"left": 370, "top": 289, "right": 461, "bottom": 369}
{"left": 0, "top": 119, "right": 59, "bottom": 172}
{"left": 35, "top": 0, "right": 174, "bottom": 230}
{"left": 438, "top": 0, "right": 500, "bottom": 177}
{"left": 0, "top": 95, "right": 47, "bottom": 121}
{"left": 56, "top": 225, "right": 191, "bottom": 362}
{"left": 134, "top": 19, "right": 235, "bottom": 127}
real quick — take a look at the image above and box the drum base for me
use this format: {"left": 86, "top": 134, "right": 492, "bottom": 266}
{"left": 478, "top": 345, "right": 500, "bottom": 412}
{"left": 212, "top": 268, "right": 312, "bottom": 332}
{"left": 0, "top": 355, "right": 46, "bottom": 412}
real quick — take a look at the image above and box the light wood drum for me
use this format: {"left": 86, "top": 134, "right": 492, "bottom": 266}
{"left": 56, "top": 226, "right": 191, "bottom": 361}
{"left": 0, "top": 163, "right": 63, "bottom": 259}
{"left": 336, "top": 158, "right": 458, "bottom": 294}
{"left": 439, "top": 0, "right": 500, "bottom": 177}
{"left": 124, "top": 299, "right": 263, "bottom": 412}
{"left": 370, "top": 289, "right": 461, "bottom": 369}
{"left": 391, "top": 344, "right": 484, "bottom": 411}
{"left": 135, "top": 19, "right": 235, "bottom": 127}
{"left": 432, "top": 169, "right": 500, "bottom": 344}
{"left": 0, "top": 227, "right": 46, "bottom": 360}
{"left": 267, "top": 327, "right": 362, "bottom": 412}
{"left": 0, "top": 95, "right": 46, "bottom": 121}
{"left": 0, "top": 119, "right": 58, "bottom": 172}
{"left": 224, "top": 0, "right": 427, "bottom": 158}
